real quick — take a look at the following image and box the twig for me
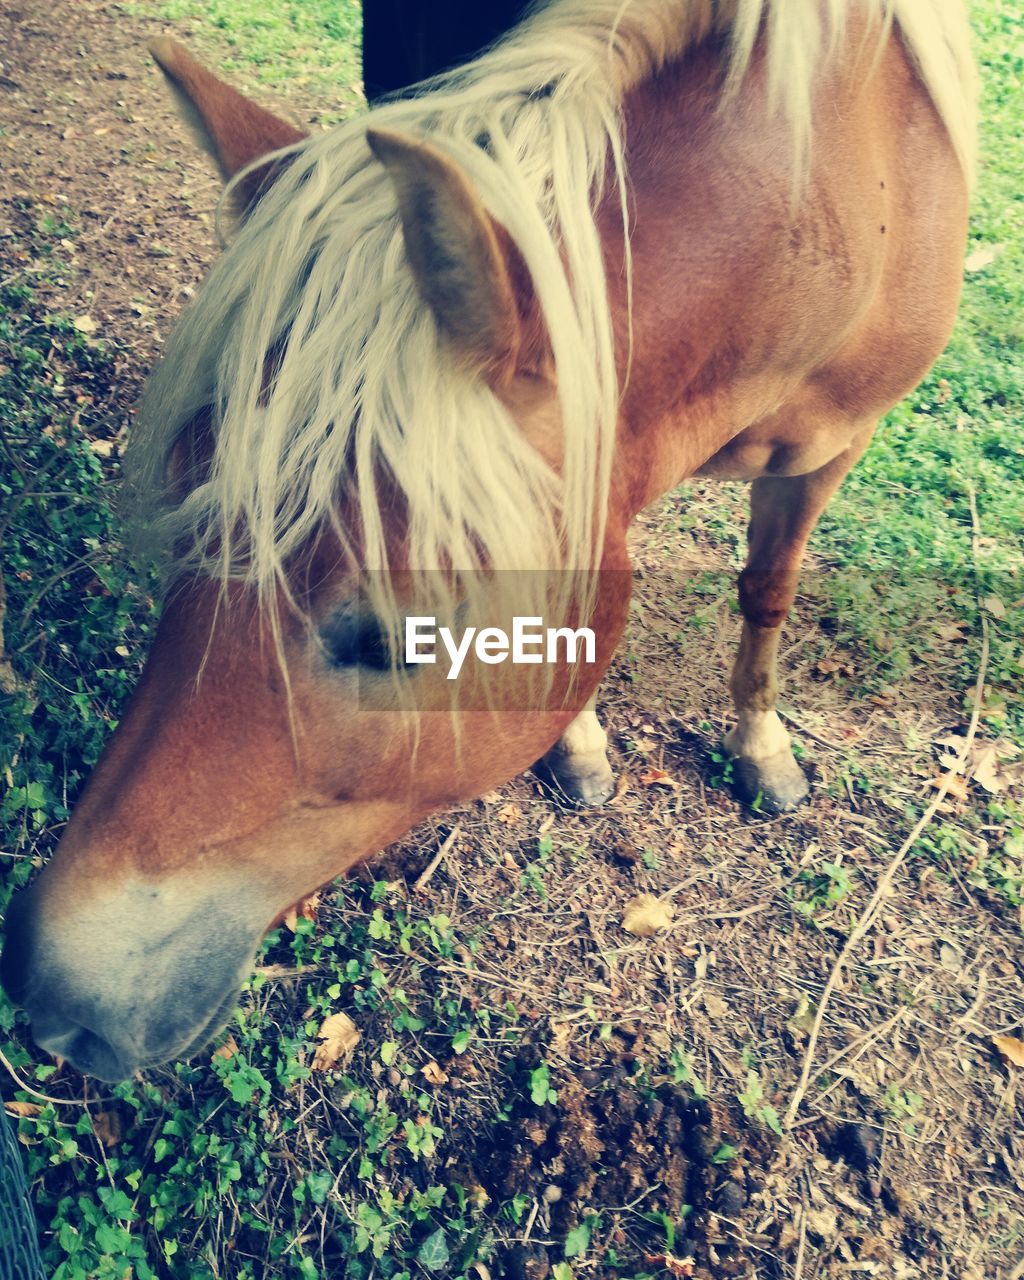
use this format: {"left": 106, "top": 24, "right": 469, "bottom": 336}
{"left": 414, "top": 824, "right": 461, "bottom": 893}
{"left": 784, "top": 484, "right": 991, "bottom": 1131}
{"left": 792, "top": 1197, "right": 808, "bottom": 1280}
{"left": 251, "top": 962, "right": 323, "bottom": 980}
{"left": 694, "top": 901, "right": 773, "bottom": 922}
{"left": 0, "top": 1045, "right": 91, "bottom": 1107}
{"left": 20, "top": 548, "right": 104, "bottom": 623}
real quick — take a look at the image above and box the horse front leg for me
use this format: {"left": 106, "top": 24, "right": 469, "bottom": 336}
{"left": 725, "top": 617, "right": 810, "bottom": 812}
{"left": 725, "top": 435, "right": 872, "bottom": 813}
{"left": 539, "top": 691, "right": 615, "bottom": 806}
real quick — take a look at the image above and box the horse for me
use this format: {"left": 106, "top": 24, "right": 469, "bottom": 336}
{"left": 0, "top": 0, "right": 976, "bottom": 1082}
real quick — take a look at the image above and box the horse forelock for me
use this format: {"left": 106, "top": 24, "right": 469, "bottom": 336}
{"left": 128, "top": 0, "right": 977, "bottom": 642}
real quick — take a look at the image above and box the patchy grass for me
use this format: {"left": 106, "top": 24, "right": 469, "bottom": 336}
{"left": 0, "top": 217, "right": 157, "bottom": 894}
{"left": 1, "top": 1, "right": 1023, "bottom": 1279}
{"left": 127, "top": 0, "right": 363, "bottom": 113}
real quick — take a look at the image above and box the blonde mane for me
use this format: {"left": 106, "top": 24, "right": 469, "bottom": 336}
{"left": 131, "top": 0, "right": 976, "bottom": 639}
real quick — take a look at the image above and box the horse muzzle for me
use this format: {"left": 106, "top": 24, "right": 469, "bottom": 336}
{"left": 1, "top": 875, "right": 262, "bottom": 1082}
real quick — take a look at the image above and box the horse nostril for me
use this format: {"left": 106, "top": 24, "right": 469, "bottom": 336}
{"left": 2, "top": 892, "right": 137, "bottom": 1079}
{"left": 31, "top": 1017, "right": 136, "bottom": 1083}
{"left": 65, "top": 1029, "right": 136, "bottom": 1083}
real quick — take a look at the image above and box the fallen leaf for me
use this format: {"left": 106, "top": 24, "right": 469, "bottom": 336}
{"left": 89, "top": 439, "right": 115, "bottom": 457}
{"left": 983, "top": 595, "right": 1007, "bottom": 619}
{"left": 621, "top": 892, "right": 674, "bottom": 937}
{"left": 4, "top": 1101, "right": 42, "bottom": 1117}
{"left": 421, "top": 1061, "right": 449, "bottom": 1086}
{"left": 788, "top": 994, "right": 817, "bottom": 1038}
{"left": 971, "top": 746, "right": 1003, "bottom": 793}
{"left": 92, "top": 1110, "right": 122, "bottom": 1148}
{"left": 639, "top": 766, "right": 677, "bottom": 788}
{"left": 72, "top": 314, "right": 98, "bottom": 334}
{"left": 815, "top": 655, "right": 855, "bottom": 677}
{"left": 283, "top": 892, "right": 321, "bottom": 934}
{"left": 928, "top": 773, "right": 968, "bottom": 801}
{"left": 550, "top": 1021, "right": 573, "bottom": 1054}
{"left": 964, "top": 243, "right": 1005, "bottom": 273}
{"left": 643, "top": 1254, "right": 694, "bottom": 1277}
{"left": 312, "top": 1012, "right": 361, "bottom": 1071}
{"left": 777, "top": 1219, "right": 800, "bottom": 1251}
{"left": 806, "top": 1208, "right": 838, "bottom": 1240}
{"left": 933, "top": 733, "right": 1022, "bottom": 794}
{"left": 212, "top": 1034, "right": 239, "bottom": 1061}
{"left": 992, "top": 1035, "right": 1024, "bottom": 1068}
{"left": 495, "top": 802, "right": 522, "bottom": 825}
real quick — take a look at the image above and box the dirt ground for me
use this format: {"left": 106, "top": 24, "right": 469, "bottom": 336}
{"left": 1, "top": 2, "right": 1022, "bottom": 1278}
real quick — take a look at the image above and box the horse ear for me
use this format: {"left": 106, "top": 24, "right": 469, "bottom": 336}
{"left": 149, "top": 38, "right": 306, "bottom": 215}
{"left": 367, "top": 127, "right": 540, "bottom": 384}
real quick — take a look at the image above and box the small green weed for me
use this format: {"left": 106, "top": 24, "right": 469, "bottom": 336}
{"left": 736, "top": 1069, "right": 784, "bottom": 1137}
{"left": 789, "top": 858, "right": 856, "bottom": 926}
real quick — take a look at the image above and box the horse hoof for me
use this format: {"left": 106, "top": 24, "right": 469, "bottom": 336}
{"left": 729, "top": 749, "right": 810, "bottom": 814}
{"left": 565, "top": 767, "right": 616, "bottom": 807}
{"left": 536, "top": 754, "right": 616, "bottom": 807}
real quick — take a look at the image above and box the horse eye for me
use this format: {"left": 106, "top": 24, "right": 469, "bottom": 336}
{"left": 320, "top": 605, "right": 399, "bottom": 672}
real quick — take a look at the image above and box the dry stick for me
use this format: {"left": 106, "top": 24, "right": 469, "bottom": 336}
{"left": 783, "top": 485, "right": 992, "bottom": 1132}
{"left": 413, "top": 823, "right": 461, "bottom": 892}
{"left": 521, "top": 1197, "right": 540, "bottom": 1243}
{"left": 0, "top": 1045, "right": 91, "bottom": 1107}
{"left": 792, "top": 1200, "right": 809, "bottom": 1280}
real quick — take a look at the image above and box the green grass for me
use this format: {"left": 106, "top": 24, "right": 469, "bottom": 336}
{"left": 128, "top": 0, "right": 363, "bottom": 112}
{"left": 816, "top": 0, "right": 1024, "bottom": 904}
{"left": 2, "top": 1, "right": 1023, "bottom": 1277}
{"left": 0, "top": 224, "right": 158, "bottom": 896}
{"left": 817, "top": 0, "right": 1024, "bottom": 679}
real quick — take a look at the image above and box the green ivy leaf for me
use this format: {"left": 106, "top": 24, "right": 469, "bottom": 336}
{"left": 563, "top": 1221, "right": 591, "bottom": 1259}
{"left": 417, "top": 1227, "right": 450, "bottom": 1272}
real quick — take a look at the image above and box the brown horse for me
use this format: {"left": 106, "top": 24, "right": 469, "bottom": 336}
{"left": 1, "top": 0, "right": 975, "bottom": 1081}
